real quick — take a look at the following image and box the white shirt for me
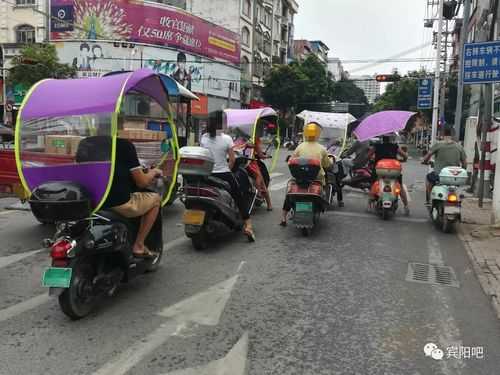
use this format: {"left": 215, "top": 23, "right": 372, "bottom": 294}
{"left": 200, "top": 133, "right": 234, "bottom": 173}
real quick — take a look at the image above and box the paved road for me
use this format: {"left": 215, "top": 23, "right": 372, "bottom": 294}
{"left": 0, "top": 154, "right": 499, "bottom": 375}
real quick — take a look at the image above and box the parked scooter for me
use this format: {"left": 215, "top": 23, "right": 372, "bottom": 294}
{"left": 179, "top": 146, "right": 253, "bottom": 250}
{"left": 369, "top": 159, "right": 402, "bottom": 220}
{"left": 427, "top": 165, "right": 468, "bottom": 233}
{"left": 285, "top": 156, "right": 334, "bottom": 236}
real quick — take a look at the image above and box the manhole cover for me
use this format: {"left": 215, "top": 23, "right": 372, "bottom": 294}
{"left": 406, "top": 263, "right": 459, "bottom": 288}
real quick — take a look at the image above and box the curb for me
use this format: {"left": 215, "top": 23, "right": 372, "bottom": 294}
{"left": 457, "top": 225, "right": 500, "bottom": 320}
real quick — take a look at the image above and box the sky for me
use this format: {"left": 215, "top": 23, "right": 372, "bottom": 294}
{"left": 294, "top": 0, "right": 437, "bottom": 77}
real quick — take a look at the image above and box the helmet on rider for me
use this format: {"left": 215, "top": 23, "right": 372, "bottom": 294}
{"left": 303, "top": 122, "right": 322, "bottom": 142}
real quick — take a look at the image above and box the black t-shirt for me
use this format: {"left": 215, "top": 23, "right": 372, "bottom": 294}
{"left": 374, "top": 143, "right": 399, "bottom": 163}
{"left": 103, "top": 138, "right": 141, "bottom": 208}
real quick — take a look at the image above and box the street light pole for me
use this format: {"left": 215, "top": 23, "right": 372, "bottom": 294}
{"left": 431, "top": 0, "right": 445, "bottom": 146}
{"left": 454, "top": 0, "right": 472, "bottom": 141}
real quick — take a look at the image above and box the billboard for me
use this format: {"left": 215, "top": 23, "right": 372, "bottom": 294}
{"left": 55, "top": 41, "right": 241, "bottom": 99}
{"left": 50, "top": 0, "right": 241, "bottom": 64}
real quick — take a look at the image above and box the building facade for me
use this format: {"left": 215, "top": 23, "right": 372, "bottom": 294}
{"left": 350, "top": 75, "right": 380, "bottom": 104}
{"left": 185, "top": 0, "right": 298, "bottom": 106}
{"left": 309, "top": 40, "right": 329, "bottom": 64}
{"left": 327, "top": 58, "right": 346, "bottom": 81}
{"left": 0, "top": 0, "right": 242, "bottom": 140}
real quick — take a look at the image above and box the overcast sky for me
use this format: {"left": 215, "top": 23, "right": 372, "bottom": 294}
{"left": 294, "top": 0, "right": 436, "bottom": 77}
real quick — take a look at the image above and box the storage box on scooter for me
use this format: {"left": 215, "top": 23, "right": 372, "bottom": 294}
{"left": 178, "top": 147, "right": 214, "bottom": 176}
{"left": 288, "top": 157, "right": 321, "bottom": 183}
{"left": 375, "top": 159, "right": 402, "bottom": 178}
{"left": 439, "top": 167, "right": 468, "bottom": 186}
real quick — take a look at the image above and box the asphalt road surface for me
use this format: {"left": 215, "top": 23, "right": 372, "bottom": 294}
{"left": 0, "top": 153, "right": 499, "bottom": 375}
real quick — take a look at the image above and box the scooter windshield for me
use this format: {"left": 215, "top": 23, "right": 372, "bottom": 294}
{"left": 17, "top": 114, "right": 114, "bottom": 210}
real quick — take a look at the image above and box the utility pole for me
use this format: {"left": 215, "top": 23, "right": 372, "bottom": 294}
{"left": 431, "top": 0, "right": 445, "bottom": 146}
{"left": 478, "top": 0, "right": 500, "bottom": 207}
{"left": 439, "top": 19, "right": 449, "bottom": 131}
{"left": 454, "top": 0, "right": 472, "bottom": 140}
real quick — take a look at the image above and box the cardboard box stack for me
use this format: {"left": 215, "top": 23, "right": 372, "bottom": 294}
{"left": 45, "top": 135, "right": 84, "bottom": 156}
{"left": 119, "top": 129, "right": 166, "bottom": 141}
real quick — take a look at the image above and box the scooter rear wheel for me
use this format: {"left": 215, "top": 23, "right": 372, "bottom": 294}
{"left": 59, "top": 258, "right": 97, "bottom": 320}
{"left": 192, "top": 228, "right": 209, "bottom": 251}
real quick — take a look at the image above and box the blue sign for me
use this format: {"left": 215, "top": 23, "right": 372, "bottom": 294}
{"left": 463, "top": 41, "right": 500, "bottom": 84}
{"left": 417, "top": 78, "right": 433, "bottom": 109}
{"left": 51, "top": 6, "right": 74, "bottom": 32}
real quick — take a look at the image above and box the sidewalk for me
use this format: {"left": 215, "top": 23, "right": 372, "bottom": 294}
{"left": 458, "top": 198, "right": 500, "bottom": 319}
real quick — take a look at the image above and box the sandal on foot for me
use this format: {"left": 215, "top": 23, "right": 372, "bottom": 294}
{"left": 279, "top": 220, "right": 287, "bottom": 227}
{"left": 133, "top": 247, "right": 158, "bottom": 259}
{"left": 243, "top": 229, "right": 256, "bottom": 242}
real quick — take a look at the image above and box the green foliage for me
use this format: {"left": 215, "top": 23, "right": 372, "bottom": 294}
{"left": 263, "top": 55, "right": 369, "bottom": 117}
{"left": 332, "top": 79, "right": 369, "bottom": 117}
{"left": 7, "top": 44, "right": 76, "bottom": 89}
{"left": 372, "top": 69, "right": 470, "bottom": 126}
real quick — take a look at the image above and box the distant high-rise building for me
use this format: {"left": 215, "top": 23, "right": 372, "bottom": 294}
{"left": 327, "top": 58, "right": 345, "bottom": 81}
{"left": 350, "top": 75, "right": 381, "bottom": 104}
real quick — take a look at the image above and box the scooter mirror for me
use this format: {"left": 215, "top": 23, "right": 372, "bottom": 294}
{"left": 286, "top": 155, "right": 291, "bottom": 162}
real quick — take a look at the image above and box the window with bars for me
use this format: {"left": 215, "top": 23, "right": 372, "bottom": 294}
{"left": 16, "top": 0, "right": 36, "bottom": 6}
{"left": 16, "top": 25, "right": 36, "bottom": 43}
{"left": 241, "top": 27, "right": 250, "bottom": 46}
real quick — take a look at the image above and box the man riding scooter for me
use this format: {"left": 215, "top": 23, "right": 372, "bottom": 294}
{"left": 422, "top": 127, "right": 467, "bottom": 204}
{"left": 280, "top": 122, "right": 333, "bottom": 226}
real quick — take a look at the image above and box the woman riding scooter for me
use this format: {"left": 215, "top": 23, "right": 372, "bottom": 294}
{"left": 200, "top": 111, "right": 255, "bottom": 241}
{"left": 280, "top": 122, "right": 333, "bottom": 226}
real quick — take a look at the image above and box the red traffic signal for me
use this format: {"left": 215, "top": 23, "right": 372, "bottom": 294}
{"left": 375, "top": 74, "right": 400, "bottom": 83}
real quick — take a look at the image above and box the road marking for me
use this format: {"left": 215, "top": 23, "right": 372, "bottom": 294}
{"left": 269, "top": 172, "right": 283, "bottom": 179}
{"left": 163, "top": 236, "right": 189, "bottom": 252}
{"left": 427, "top": 235, "right": 465, "bottom": 375}
{"left": 328, "top": 210, "right": 428, "bottom": 223}
{"left": 93, "top": 275, "right": 240, "bottom": 375}
{"left": 269, "top": 180, "right": 289, "bottom": 191}
{"left": 0, "top": 249, "right": 44, "bottom": 269}
{"left": 0, "top": 237, "right": 189, "bottom": 324}
{"left": 162, "top": 332, "right": 248, "bottom": 375}
{"left": 0, "top": 294, "right": 51, "bottom": 323}
{"left": 0, "top": 210, "right": 14, "bottom": 215}
{"left": 237, "top": 261, "right": 246, "bottom": 273}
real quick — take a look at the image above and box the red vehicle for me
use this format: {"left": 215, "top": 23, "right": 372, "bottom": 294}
{"left": 285, "top": 157, "right": 334, "bottom": 236}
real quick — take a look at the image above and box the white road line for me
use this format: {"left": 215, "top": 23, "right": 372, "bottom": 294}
{"left": 269, "top": 172, "right": 284, "bottom": 179}
{"left": 0, "top": 249, "right": 44, "bottom": 269}
{"left": 0, "top": 237, "right": 189, "bottom": 324}
{"left": 0, "top": 210, "right": 14, "bottom": 215}
{"left": 0, "top": 294, "right": 51, "bottom": 323}
{"left": 328, "top": 210, "right": 428, "bottom": 223}
{"left": 94, "top": 276, "right": 240, "bottom": 375}
{"left": 269, "top": 180, "right": 289, "bottom": 191}
{"left": 427, "top": 235, "right": 465, "bottom": 375}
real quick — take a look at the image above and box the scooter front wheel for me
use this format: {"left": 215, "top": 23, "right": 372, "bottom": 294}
{"left": 58, "top": 258, "right": 97, "bottom": 320}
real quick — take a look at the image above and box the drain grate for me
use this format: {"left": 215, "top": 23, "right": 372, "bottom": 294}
{"left": 406, "top": 262, "right": 459, "bottom": 288}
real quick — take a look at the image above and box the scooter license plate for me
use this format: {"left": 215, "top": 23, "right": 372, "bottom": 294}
{"left": 444, "top": 206, "right": 460, "bottom": 215}
{"left": 183, "top": 210, "right": 205, "bottom": 225}
{"left": 296, "top": 202, "right": 313, "bottom": 212}
{"left": 42, "top": 267, "right": 72, "bottom": 288}
{"left": 382, "top": 201, "right": 393, "bottom": 208}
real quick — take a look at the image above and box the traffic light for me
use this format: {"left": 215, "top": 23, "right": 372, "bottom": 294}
{"left": 443, "top": 0, "right": 458, "bottom": 20}
{"left": 375, "top": 74, "right": 400, "bottom": 83}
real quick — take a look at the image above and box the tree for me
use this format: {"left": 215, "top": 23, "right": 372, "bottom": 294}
{"left": 7, "top": 44, "right": 76, "bottom": 89}
{"left": 332, "top": 79, "right": 369, "bottom": 118}
{"left": 372, "top": 69, "right": 470, "bottom": 129}
{"left": 262, "top": 63, "right": 306, "bottom": 114}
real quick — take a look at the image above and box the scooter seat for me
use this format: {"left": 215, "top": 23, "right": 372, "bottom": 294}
{"left": 97, "top": 210, "right": 132, "bottom": 225}
{"left": 206, "top": 176, "right": 231, "bottom": 191}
